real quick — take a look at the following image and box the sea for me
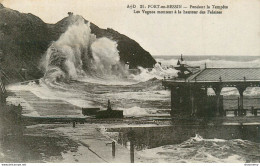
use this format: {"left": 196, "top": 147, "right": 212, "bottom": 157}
{"left": 5, "top": 18, "right": 260, "bottom": 163}
{"left": 6, "top": 55, "right": 260, "bottom": 163}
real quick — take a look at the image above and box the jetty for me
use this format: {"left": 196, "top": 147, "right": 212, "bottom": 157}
{"left": 162, "top": 55, "right": 260, "bottom": 121}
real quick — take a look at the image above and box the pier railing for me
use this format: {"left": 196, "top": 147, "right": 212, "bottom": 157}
{"left": 223, "top": 97, "right": 260, "bottom": 116}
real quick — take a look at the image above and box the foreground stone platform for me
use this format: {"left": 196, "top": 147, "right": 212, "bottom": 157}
{"left": 6, "top": 90, "right": 83, "bottom": 118}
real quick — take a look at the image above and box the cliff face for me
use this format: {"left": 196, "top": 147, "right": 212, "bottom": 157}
{"left": 0, "top": 4, "right": 156, "bottom": 83}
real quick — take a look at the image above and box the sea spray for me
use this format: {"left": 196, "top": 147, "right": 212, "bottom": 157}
{"left": 90, "top": 37, "right": 128, "bottom": 78}
{"left": 156, "top": 57, "right": 260, "bottom": 68}
{"left": 42, "top": 18, "right": 128, "bottom": 83}
{"left": 42, "top": 17, "right": 180, "bottom": 85}
{"left": 129, "top": 63, "right": 178, "bottom": 82}
{"left": 137, "top": 134, "right": 260, "bottom": 162}
{"left": 43, "top": 19, "right": 94, "bottom": 82}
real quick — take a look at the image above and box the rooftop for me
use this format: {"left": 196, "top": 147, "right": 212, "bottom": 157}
{"left": 191, "top": 68, "right": 260, "bottom": 82}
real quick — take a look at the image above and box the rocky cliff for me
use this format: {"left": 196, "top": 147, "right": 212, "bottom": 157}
{"left": 0, "top": 4, "right": 156, "bottom": 83}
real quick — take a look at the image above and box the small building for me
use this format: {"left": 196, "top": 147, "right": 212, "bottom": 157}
{"left": 82, "top": 108, "right": 100, "bottom": 116}
{"left": 96, "top": 100, "right": 123, "bottom": 118}
{"left": 82, "top": 100, "right": 123, "bottom": 119}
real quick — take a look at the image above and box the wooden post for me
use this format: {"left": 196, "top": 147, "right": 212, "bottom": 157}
{"left": 216, "top": 94, "right": 220, "bottom": 116}
{"left": 21, "top": 68, "right": 27, "bottom": 80}
{"left": 236, "top": 97, "right": 239, "bottom": 116}
{"left": 251, "top": 107, "right": 254, "bottom": 115}
{"left": 237, "top": 86, "right": 247, "bottom": 116}
{"left": 73, "top": 121, "right": 76, "bottom": 127}
{"left": 237, "top": 97, "right": 240, "bottom": 110}
{"left": 130, "top": 141, "right": 134, "bottom": 163}
{"left": 213, "top": 85, "right": 222, "bottom": 116}
{"left": 190, "top": 86, "right": 195, "bottom": 116}
{"left": 127, "top": 129, "right": 135, "bottom": 163}
{"left": 240, "top": 92, "right": 243, "bottom": 111}
{"left": 257, "top": 126, "right": 260, "bottom": 142}
{"left": 112, "top": 141, "right": 115, "bottom": 158}
{"left": 171, "top": 88, "right": 174, "bottom": 113}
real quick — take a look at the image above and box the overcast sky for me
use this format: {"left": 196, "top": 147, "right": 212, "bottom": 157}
{"left": 1, "top": 0, "right": 260, "bottom": 56}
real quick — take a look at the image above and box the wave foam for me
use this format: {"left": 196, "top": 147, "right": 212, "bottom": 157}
{"left": 137, "top": 134, "right": 258, "bottom": 163}
{"left": 122, "top": 106, "right": 157, "bottom": 116}
{"left": 156, "top": 57, "right": 260, "bottom": 68}
{"left": 42, "top": 18, "right": 128, "bottom": 84}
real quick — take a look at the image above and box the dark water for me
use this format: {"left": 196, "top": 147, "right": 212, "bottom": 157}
{"left": 108, "top": 125, "right": 260, "bottom": 148}
{"left": 107, "top": 125, "right": 260, "bottom": 162}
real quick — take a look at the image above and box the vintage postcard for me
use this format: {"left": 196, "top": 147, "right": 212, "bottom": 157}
{"left": 0, "top": 0, "right": 259, "bottom": 165}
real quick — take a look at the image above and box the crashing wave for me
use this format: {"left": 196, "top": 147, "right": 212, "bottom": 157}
{"left": 42, "top": 18, "right": 128, "bottom": 83}
{"left": 137, "top": 134, "right": 260, "bottom": 162}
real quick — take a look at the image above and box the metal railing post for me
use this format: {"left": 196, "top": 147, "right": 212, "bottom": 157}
{"left": 130, "top": 141, "right": 134, "bottom": 163}
{"left": 112, "top": 141, "right": 115, "bottom": 158}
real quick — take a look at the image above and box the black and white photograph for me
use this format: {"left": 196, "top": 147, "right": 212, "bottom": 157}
{"left": 0, "top": 0, "right": 259, "bottom": 164}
